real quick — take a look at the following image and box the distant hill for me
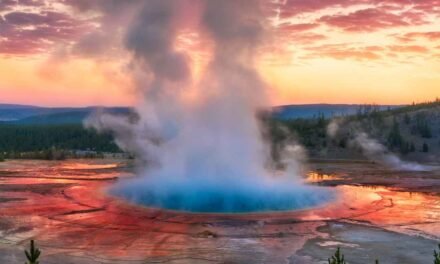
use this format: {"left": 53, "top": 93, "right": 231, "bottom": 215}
{"left": 0, "top": 103, "right": 406, "bottom": 125}
{"left": 0, "top": 104, "right": 46, "bottom": 121}
{"left": 272, "top": 104, "right": 402, "bottom": 119}
{"left": 1, "top": 101, "right": 437, "bottom": 162}
{"left": 9, "top": 111, "right": 94, "bottom": 125}
{"left": 269, "top": 100, "right": 440, "bottom": 164}
{"left": 0, "top": 104, "right": 131, "bottom": 125}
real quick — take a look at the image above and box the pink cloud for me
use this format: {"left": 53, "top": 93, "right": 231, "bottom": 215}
{"left": 278, "top": 0, "right": 353, "bottom": 18}
{"left": 319, "top": 8, "right": 426, "bottom": 32}
{"left": 291, "top": 32, "right": 327, "bottom": 44}
{"left": 404, "top": 31, "right": 440, "bottom": 41}
{"left": 304, "top": 44, "right": 382, "bottom": 60}
{"left": 278, "top": 22, "right": 320, "bottom": 32}
{"left": 0, "top": 9, "right": 94, "bottom": 55}
{"left": 279, "top": 0, "right": 439, "bottom": 18}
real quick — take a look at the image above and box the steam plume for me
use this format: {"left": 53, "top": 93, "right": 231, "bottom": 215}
{"left": 85, "top": 0, "right": 332, "bottom": 212}
{"left": 327, "top": 119, "right": 434, "bottom": 171}
{"left": 355, "top": 132, "right": 433, "bottom": 171}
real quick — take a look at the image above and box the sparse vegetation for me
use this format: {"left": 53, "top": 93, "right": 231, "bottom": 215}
{"left": 25, "top": 240, "right": 41, "bottom": 264}
{"left": 325, "top": 244, "right": 440, "bottom": 264}
{"left": 18, "top": 240, "right": 440, "bottom": 263}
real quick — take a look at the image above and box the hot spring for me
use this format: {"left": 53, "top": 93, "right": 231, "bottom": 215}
{"left": 111, "top": 176, "right": 333, "bottom": 213}
{"left": 86, "top": 0, "right": 334, "bottom": 214}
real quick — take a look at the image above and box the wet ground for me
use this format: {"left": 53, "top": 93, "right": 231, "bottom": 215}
{"left": 0, "top": 159, "right": 439, "bottom": 263}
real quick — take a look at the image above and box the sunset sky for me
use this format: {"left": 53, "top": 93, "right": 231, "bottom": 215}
{"left": 0, "top": 0, "right": 439, "bottom": 107}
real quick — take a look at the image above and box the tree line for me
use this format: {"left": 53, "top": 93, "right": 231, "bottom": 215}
{"left": 0, "top": 124, "right": 120, "bottom": 160}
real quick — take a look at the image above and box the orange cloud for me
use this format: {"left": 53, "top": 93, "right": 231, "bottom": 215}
{"left": 388, "top": 45, "right": 429, "bottom": 53}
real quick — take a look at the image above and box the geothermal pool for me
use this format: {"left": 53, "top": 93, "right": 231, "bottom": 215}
{"left": 0, "top": 159, "right": 439, "bottom": 264}
{"left": 111, "top": 175, "right": 333, "bottom": 213}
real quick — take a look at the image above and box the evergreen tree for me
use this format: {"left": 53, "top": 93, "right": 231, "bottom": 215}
{"left": 420, "top": 122, "right": 432, "bottom": 138}
{"left": 328, "top": 248, "right": 346, "bottom": 264}
{"left": 434, "top": 244, "right": 440, "bottom": 264}
{"left": 400, "top": 141, "right": 410, "bottom": 155}
{"left": 388, "top": 119, "right": 403, "bottom": 149}
{"left": 423, "top": 142, "right": 429, "bottom": 153}
{"left": 410, "top": 142, "right": 416, "bottom": 152}
{"left": 25, "top": 240, "right": 41, "bottom": 264}
{"left": 415, "top": 115, "right": 432, "bottom": 138}
{"left": 339, "top": 139, "right": 347, "bottom": 148}
{"left": 404, "top": 113, "right": 411, "bottom": 124}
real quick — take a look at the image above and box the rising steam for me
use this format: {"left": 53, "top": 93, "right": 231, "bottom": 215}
{"left": 327, "top": 119, "right": 433, "bottom": 172}
{"left": 85, "top": 0, "right": 332, "bottom": 213}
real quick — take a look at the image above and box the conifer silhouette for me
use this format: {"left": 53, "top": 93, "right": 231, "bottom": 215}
{"left": 24, "top": 240, "right": 41, "bottom": 264}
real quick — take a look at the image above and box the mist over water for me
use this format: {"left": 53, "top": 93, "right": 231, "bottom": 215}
{"left": 85, "top": 0, "right": 333, "bottom": 213}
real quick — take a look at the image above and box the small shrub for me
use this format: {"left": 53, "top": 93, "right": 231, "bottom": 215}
{"left": 25, "top": 240, "right": 41, "bottom": 264}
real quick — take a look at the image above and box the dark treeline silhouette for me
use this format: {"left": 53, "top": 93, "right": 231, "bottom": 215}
{"left": 0, "top": 124, "right": 119, "bottom": 159}
{"left": 390, "top": 98, "right": 440, "bottom": 115}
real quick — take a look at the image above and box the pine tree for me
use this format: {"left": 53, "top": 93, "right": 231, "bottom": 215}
{"left": 25, "top": 240, "right": 41, "bottom": 264}
{"left": 434, "top": 244, "right": 440, "bottom": 264}
{"left": 400, "top": 141, "right": 410, "bottom": 155}
{"left": 388, "top": 119, "right": 403, "bottom": 149}
{"left": 423, "top": 142, "right": 429, "bottom": 153}
{"left": 410, "top": 142, "right": 416, "bottom": 152}
{"left": 404, "top": 113, "right": 411, "bottom": 124}
{"left": 421, "top": 122, "right": 432, "bottom": 138}
{"left": 328, "top": 247, "right": 346, "bottom": 264}
{"left": 415, "top": 115, "right": 432, "bottom": 138}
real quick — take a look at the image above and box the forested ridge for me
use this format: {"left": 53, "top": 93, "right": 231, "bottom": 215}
{"left": 0, "top": 124, "right": 119, "bottom": 160}
{"left": 0, "top": 100, "right": 438, "bottom": 161}
{"left": 267, "top": 99, "right": 440, "bottom": 163}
